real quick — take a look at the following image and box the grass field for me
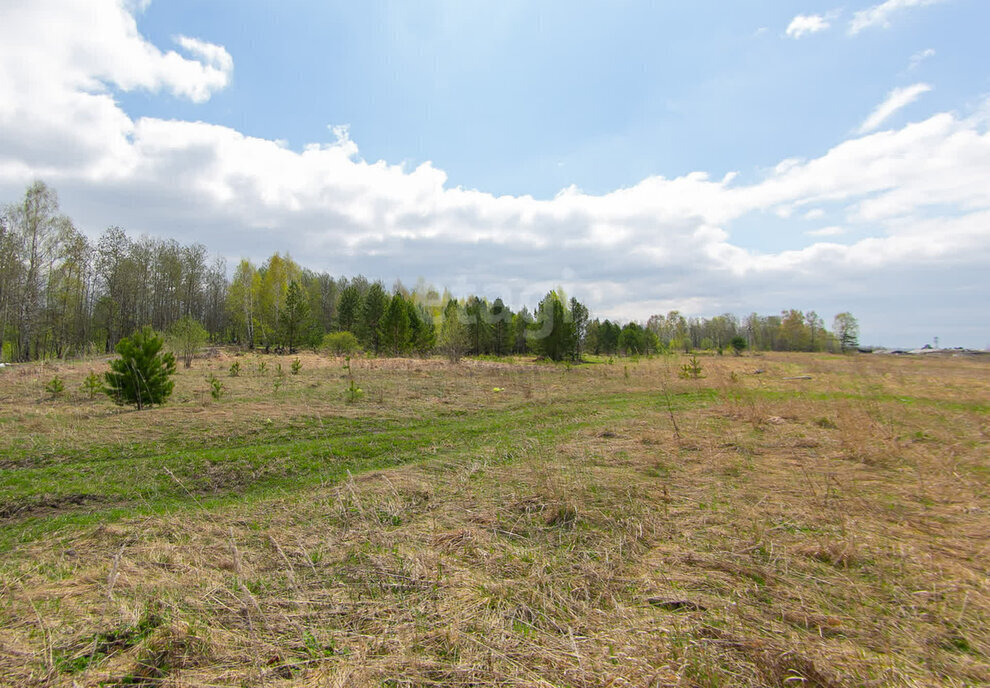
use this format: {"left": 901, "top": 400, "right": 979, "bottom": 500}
{"left": 1, "top": 350, "right": 988, "bottom": 687}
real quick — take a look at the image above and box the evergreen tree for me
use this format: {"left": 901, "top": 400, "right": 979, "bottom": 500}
{"left": 437, "top": 299, "right": 469, "bottom": 362}
{"left": 490, "top": 297, "right": 512, "bottom": 356}
{"left": 360, "top": 282, "right": 388, "bottom": 352}
{"left": 833, "top": 312, "right": 860, "bottom": 352}
{"left": 512, "top": 308, "right": 532, "bottom": 354}
{"left": 529, "top": 291, "right": 574, "bottom": 362}
{"left": 465, "top": 296, "right": 492, "bottom": 355}
{"left": 337, "top": 283, "right": 361, "bottom": 333}
{"left": 378, "top": 292, "right": 410, "bottom": 355}
{"left": 406, "top": 299, "right": 435, "bottom": 354}
{"left": 618, "top": 322, "right": 646, "bottom": 355}
{"left": 279, "top": 280, "right": 310, "bottom": 352}
{"left": 104, "top": 326, "right": 176, "bottom": 410}
{"left": 598, "top": 319, "right": 620, "bottom": 355}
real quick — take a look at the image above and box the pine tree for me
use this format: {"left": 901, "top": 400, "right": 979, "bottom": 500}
{"left": 437, "top": 299, "right": 469, "bottom": 362}
{"left": 360, "top": 282, "right": 388, "bottom": 352}
{"left": 378, "top": 292, "right": 410, "bottom": 355}
{"left": 528, "top": 291, "right": 574, "bottom": 362}
{"left": 833, "top": 312, "right": 860, "bottom": 352}
{"left": 279, "top": 281, "right": 310, "bottom": 352}
{"left": 336, "top": 284, "right": 361, "bottom": 333}
{"left": 405, "top": 299, "right": 435, "bottom": 354}
{"left": 490, "top": 298, "right": 512, "bottom": 356}
{"left": 104, "top": 326, "right": 176, "bottom": 410}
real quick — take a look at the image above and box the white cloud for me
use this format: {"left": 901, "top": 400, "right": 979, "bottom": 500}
{"left": 785, "top": 14, "right": 831, "bottom": 39}
{"left": 0, "top": 0, "right": 988, "bottom": 345}
{"left": 850, "top": 0, "right": 949, "bottom": 35}
{"left": 857, "top": 83, "right": 932, "bottom": 133}
{"left": 908, "top": 48, "right": 936, "bottom": 70}
{"left": 803, "top": 208, "right": 826, "bottom": 220}
{"left": 806, "top": 226, "right": 846, "bottom": 237}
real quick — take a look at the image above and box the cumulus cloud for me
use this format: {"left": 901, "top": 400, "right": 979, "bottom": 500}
{"left": 857, "top": 83, "right": 932, "bottom": 133}
{"left": 0, "top": 0, "right": 988, "bottom": 345}
{"left": 785, "top": 14, "right": 831, "bottom": 39}
{"left": 850, "top": 0, "right": 949, "bottom": 35}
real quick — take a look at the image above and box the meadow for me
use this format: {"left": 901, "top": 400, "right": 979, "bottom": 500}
{"left": 0, "top": 350, "right": 987, "bottom": 687}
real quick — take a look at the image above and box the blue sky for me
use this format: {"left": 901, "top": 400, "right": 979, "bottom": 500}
{"left": 1, "top": 0, "right": 989, "bottom": 346}
{"left": 123, "top": 1, "right": 989, "bottom": 204}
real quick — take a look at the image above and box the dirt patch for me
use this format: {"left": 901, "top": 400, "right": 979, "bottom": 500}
{"left": 0, "top": 492, "right": 113, "bottom": 520}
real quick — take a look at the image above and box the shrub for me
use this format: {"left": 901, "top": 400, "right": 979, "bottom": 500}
{"left": 167, "top": 316, "right": 208, "bottom": 369}
{"left": 45, "top": 375, "right": 65, "bottom": 399}
{"left": 229, "top": 361, "right": 240, "bottom": 377}
{"left": 104, "top": 327, "right": 176, "bottom": 410}
{"left": 322, "top": 331, "right": 360, "bottom": 356}
{"left": 291, "top": 358, "right": 302, "bottom": 375}
{"left": 208, "top": 373, "right": 224, "bottom": 401}
{"left": 679, "top": 355, "right": 704, "bottom": 380}
{"left": 81, "top": 371, "right": 103, "bottom": 399}
{"left": 343, "top": 356, "right": 363, "bottom": 403}
{"left": 730, "top": 336, "right": 747, "bottom": 356}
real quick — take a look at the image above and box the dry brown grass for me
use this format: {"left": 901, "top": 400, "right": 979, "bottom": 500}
{"left": 0, "top": 351, "right": 988, "bottom": 686}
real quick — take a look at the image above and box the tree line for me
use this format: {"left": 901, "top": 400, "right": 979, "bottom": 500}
{"left": 0, "top": 182, "right": 859, "bottom": 362}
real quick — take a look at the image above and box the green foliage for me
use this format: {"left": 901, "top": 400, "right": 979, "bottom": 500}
{"left": 322, "top": 331, "right": 360, "bottom": 356}
{"left": 406, "top": 300, "right": 435, "bottom": 354}
{"left": 343, "top": 356, "right": 363, "bottom": 402}
{"left": 279, "top": 281, "right": 311, "bottom": 353}
{"left": 229, "top": 360, "right": 240, "bottom": 377}
{"left": 257, "top": 360, "right": 267, "bottom": 374}
{"left": 378, "top": 293, "right": 410, "bottom": 355}
{"left": 490, "top": 298, "right": 512, "bottom": 356}
{"left": 528, "top": 291, "right": 575, "bottom": 362}
{"left": 359, "top": 282, "right": 389, "bottom": 352}
{"left": 833, "top": 312, "right": 860, "bottom": 352}
{"left": 336, "top": 284, "right": 362, "bottom": 334}
{"left": 346, "top": 378, "right": 363, "bottom": 402}
{"left": 679, "top": 355, "right": 704, "bottom": 380}
{"left": 45, "top": 375, "right": 65, "bottom": 399}
{"left": 291, "top": 358, "right": 302, "bottom": 375}
{"left": 437, "top": 299, "right": 470, "bottom": 363}
{"left": 465, "top": 296, "right": 492, "bottom": 356}
{"left": 207, "top": 373, "right": 224, "bottom": 401}
{"left": 618, "top": 322, "right": 647, "bottom": 355}
{"left": 511, "top": 309, "right": 532, "bottom": 355}
{"left": 592, "top": 319, "right": 621, "bottom": 355}
{"left": 730, "top": 336, "right": 747, "bottom": 356}
{"left": 104, "top": 326, "right": 176, "bottom": 410}
{"left": 167, "top": 316, "right": 208, "bottom": 369}
{"left": 81, "top": 371, "right": 103, "bottom": 399}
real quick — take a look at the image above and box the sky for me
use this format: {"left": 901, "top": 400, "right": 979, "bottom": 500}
{"left": 1, "top": 0, "right": 989, "bottom": 348}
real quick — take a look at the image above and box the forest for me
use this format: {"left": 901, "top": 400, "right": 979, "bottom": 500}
{"left": 0, "top": 181, "right": 859, "bottom": 362}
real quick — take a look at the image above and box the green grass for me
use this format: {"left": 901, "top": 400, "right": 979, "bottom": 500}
{"left": 726, "top": 387, "right": 990, "bottom": 414}
{"left": 1, "top": 351, "right": 986, "bottom": 687}
{"left": 0, "top": 388, "right": 716, "bottom": 552}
